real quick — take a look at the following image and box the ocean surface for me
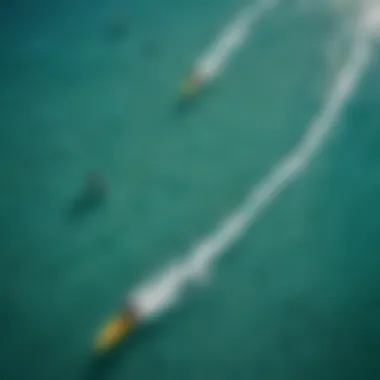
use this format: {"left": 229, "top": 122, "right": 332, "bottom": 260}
{"left": 1, "top": 1, "right": 380, "bottom": 379}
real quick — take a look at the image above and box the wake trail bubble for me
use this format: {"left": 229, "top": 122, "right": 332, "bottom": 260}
{"left": 194, "top": 0, "right": 277, "bottom": 80}
{"left": 130, "top": 3, "right": 377, "bottom": 321}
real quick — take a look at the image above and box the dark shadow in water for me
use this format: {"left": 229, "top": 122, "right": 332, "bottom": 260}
{"left": 172, "top": 95, "right": 202, "bottom": 117}
{"left": 170, "top": 84, "right": 216, "bottom": 121}
{"left": 67, "top": 173, "right": 107, "bottom": 222}
{"left": 102, "top": 15, "right": 130, "bottom": 43}
{"left": 168, "top": 75, "right": 225, "bottom": 122}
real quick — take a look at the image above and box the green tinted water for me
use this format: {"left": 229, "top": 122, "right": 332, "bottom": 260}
{"left": 1, "top": 1, "right": 379, "bottom": 379}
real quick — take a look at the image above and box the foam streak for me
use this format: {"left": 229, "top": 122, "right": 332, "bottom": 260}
{"left": 131, "top": 4, "right": 375, "bottom": 321}
{"left": 195, "top": 0, "right": 277, "bottom": 80}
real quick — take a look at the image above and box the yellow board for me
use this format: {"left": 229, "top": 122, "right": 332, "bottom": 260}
{"left": 94, "top": 316, "right": 133, "bottom": 353}
{"left": 180, "top": 77, "right": 200, "bottom": 97}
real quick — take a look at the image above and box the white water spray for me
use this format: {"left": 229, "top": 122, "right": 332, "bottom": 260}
{"left": 130, "top": 2, "right": 378, "bottom": 321}
{"left": 193, "top": 0, "right": 277, "bottom": 81}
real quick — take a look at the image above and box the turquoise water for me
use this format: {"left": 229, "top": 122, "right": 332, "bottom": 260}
{"left": 1, "top": 1, "right": 380, "bottom": 379}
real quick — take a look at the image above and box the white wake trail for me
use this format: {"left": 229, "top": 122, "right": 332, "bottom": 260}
{"left": 130, "top": 3, "right": 378, "bottom": 321}
{"left": 193, "top": 0, "right": 277, "bottom": 80}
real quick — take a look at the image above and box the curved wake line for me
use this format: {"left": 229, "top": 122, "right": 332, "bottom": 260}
{"left": 131, "top": 5, "right": 377, "bottom": 320}
{"left": 183, "top": 21, "right": 373, "bottom": 276}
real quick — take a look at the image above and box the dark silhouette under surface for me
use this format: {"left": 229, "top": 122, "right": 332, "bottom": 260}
{"left": 68, "top": 172, "right": 107, "bottom": 220}
{"left": 104, "top": 14, "right": 130, "bottom": 42}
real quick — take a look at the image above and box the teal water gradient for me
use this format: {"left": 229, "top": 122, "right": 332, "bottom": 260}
{"left": 1, "top": 1, "right": 380, "bottom": 379}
